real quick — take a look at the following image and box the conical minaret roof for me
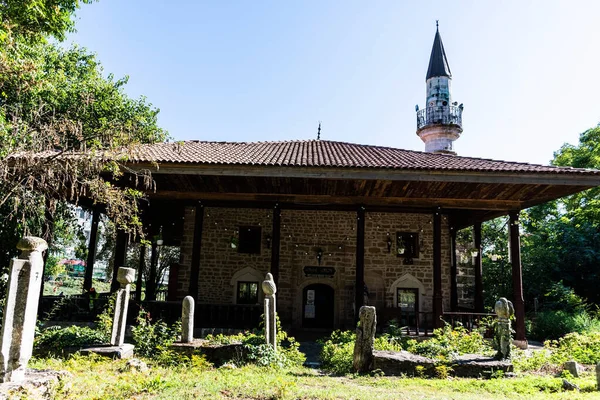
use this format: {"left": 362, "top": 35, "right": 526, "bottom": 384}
{"left": 426, "top": 23, "right": 452, "bottom": 80}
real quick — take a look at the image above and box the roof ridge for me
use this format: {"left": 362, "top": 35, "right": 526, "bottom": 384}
{"left": 145, "top": 139, "right": 596, "bottom": 172}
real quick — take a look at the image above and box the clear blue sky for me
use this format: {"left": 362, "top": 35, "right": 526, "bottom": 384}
{"left": 68, "top": 0, "right": 600, "bottom": 165}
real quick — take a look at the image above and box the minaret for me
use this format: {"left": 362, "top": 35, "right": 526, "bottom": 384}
{"left": 416, "top": 22, "right": 463, "bottom": 155}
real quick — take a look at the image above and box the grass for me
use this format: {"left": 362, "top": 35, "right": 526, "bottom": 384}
{"left": 25, "top": 354, "right": 600, "bottom": 400}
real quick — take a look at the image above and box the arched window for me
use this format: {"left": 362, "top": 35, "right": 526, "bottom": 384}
{"left": 230, "top": 267, "right": 264, "bottom": 305}
{"left": 389, "top": 274, "right": 427, "bottom": 312}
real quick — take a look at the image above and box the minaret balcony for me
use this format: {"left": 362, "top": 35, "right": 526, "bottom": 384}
{"left": 416, "top": 106, "right": 462, "bottom": 130}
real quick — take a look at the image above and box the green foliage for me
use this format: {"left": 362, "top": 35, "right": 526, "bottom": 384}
{"left": 245, "top": 343, "right": 290, "bottom": 368}
{"left": 0, "top": 0, "right": 167, "bottom": 273}
{"left": 546, "top": 331, "right": 600, "bottom": 365}
{"left": 29, "top": 354, "right": 600, "bottom": 399}
{"left": 34, "top": 325, "right": 106, "bottom": 356}
{"left": 528, "top": 310, "right": 600, "bottom": 341}
{"left": 320, "top": 331, "right": 355, "bottom": 374}
{"left": 95, "top": 293, "right": 116, "bottom": 339}
{"left": 319, "top": 330, "right": 403, "bottom": 375}
{"left": 434, "top": 364, "right": 452, "bottom": 379}
{"left": 527, "top": 283, "right": 600, "bottom": 340}
{"left": 44, "top": 254, "right": 65, "bottom": 278}
{"left": 403, "top": 324, "right": 492, "bottom": 360}
{"left": 131, "top": 308, "right": 181, "bottom": 358}
{"left": 0, "top": 0, "right": 96, "bottom": 43}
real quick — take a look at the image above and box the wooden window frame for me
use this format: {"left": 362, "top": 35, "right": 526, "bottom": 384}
{"left": 396, "top": 288, "right": 419, "bottom": 313}
{"left": 237, "top": 281, "right": 259, "bottom": 304}
{"left": 396, "top": 232, "right": 419, "bottom": 259}
{"left": 238, "top": 226, "right": 262, "bottom": 254}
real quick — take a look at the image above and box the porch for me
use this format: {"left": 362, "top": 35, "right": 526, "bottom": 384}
{"left": 52, "top": 140, "right": 600, "bottom": 343}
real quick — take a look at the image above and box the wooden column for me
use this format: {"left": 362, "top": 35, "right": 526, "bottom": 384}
{"left": 433, "top": 208, "right": 444, "bottom": 328}
{"left": 110, "top": 229, "right": 129, "bottom": 292}
{"left": 146, "top": 242, "right": 158, "bottom": 300}
{"left": 473, "top": 222, "right": 484, "bottom": 313}
{"left": 188, "top": 203, "right": 204, "bottom": 298}
{"left": 39, "top": 197, "right": 54, "bottom": 310}
{"left": 270, "top": 203, "right": 281, "bottom": 285}
{"left": 135, "top": 245, "right": 145, "bottom": 301}
{"left": 83, "top": 208, "right": 101, "bottom": 292}
{"left": 355, "top": 206, "right": 365, "bottom": 323}
{"left": 450, "top": 228, "right": 458, "bottom": 312}
{"left": 509, "top": 211, "right": 526, "bottom": 341}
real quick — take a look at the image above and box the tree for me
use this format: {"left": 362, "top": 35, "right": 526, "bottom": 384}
{"left": 0, "top": 1, "right": 167, "bottom": 271}
{"left": 0, "top": 0, "right": 96, "bottom": 44}
{"left": 519, "top": 125, "right": 600, "bottom": 306}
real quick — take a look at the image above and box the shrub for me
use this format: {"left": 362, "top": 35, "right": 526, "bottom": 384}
{"left": 546, "top": 331, "right": 600, "bottom": 365}
{"left": 204, "top": 318, "right": 305, "bottom": 368}
{"left": 131, "top": 308, "right": 181, "bottom": 358}
{"left": 34, "top": 325, "right": 107, "bottom": 356}
{"left": 320, "top": 330, "right": 402, "bottom": 374}
{"left": 404, "top": 324, "right": 491, "bottom": 360}
{"left": 320, "top": 331, "right": 355, "bottom": 374}
{"left": 528, "top": 310, "right": 600, "bottom": 341}
{"left": 95, "top": 293, "right": 116, "bottom": 339}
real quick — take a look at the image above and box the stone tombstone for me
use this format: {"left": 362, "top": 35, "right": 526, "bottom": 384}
{"left": 110, "top": 267, "right": 136, "bottom": 346}
{"left": 353, "top": 306, "right": 377, "bottom": 373}
{"left": 0, "top": 236, "right": 48, "bottom": 383}
{"left": 563, "top": 360, "right": 581, "bottom": 378}
{"left": 182, "top": 296, "right": 195, "bottom": 343}
{"left": 494, "top": 297, "right": 515, "bottom": 360}
{"left": 261, "top": 273, "right": 277, "bottom": 352}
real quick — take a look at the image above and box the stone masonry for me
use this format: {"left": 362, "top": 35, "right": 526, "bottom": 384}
{"left": 176, "top": 207, "right": 452, "bottom": 329}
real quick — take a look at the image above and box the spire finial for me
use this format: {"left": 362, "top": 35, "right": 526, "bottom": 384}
{"left": 436, "top": 20, "right": 439, "bottom": 29}
{"left": 317, "top": 121, "right": 321, "bottom": 140}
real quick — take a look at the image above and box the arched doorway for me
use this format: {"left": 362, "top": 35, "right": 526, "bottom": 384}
{"left": 302, "top": 284, "right": 334, "bottom": 329}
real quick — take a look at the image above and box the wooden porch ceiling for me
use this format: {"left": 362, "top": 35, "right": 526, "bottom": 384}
{"left": 132, "top": 168, "right": 597, "bottom": 230}
{"left": 146, "top": 173, "right": 592, "bottom": 209}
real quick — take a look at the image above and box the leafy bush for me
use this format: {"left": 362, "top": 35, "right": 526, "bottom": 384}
{"left": 203, "top": 317, "right": 305, "bottom": 368}
{"left": 528, "top": 310, "right": 600, "bottom": 340}
{"left": 403, "top": 324, "right": 492, "bottom": 360}
{"left": 34, "top": 325, "right": 107, "bottom": 356}
{"left": 96, "top": 293, "right": 116, "bottom": 339}
{"left": 131, "top": 308, "right": 181, "bottom": 358}
{"left": 546, "top": 331, "right": 600, "bottom": 365}
{"left": 528, "top": 282, "right": 600, "bottom": 340}
{"left": 320, "top": 330, "right": 402, "bottom": 375}
{"left": 320, "top": 331, "right": 355, "bottom": 374}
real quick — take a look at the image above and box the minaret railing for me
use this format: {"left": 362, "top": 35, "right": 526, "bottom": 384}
{"left": 416, "top": 106, "right": 462, "bottom": 130}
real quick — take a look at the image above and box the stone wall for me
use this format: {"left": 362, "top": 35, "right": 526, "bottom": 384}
{"left": 177, "top": 207, "right": 452, "bottom": 329}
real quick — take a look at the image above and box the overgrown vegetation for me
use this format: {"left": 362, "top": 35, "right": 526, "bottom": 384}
{"left": 320, "top": 324, "right": 492, "bottom": 375}
{"left": 24, "top": 355, "right": 600, "bottom": 400}
{"left": 131, "top": 308, "right": 181, "bottom": 358}
{"left": 205, "top": 316, "right": 305, "bottom": 368}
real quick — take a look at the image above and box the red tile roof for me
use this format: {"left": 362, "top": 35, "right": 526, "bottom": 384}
{"left": 130, "top": 140, "right": 599, "bottom": 175}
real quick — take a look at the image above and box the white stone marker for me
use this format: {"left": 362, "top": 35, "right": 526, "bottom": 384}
{"left": 182, "top": 296, "right": 195, "bottom": 343}
{"left": 110, "top": 267, "right": 136, "bottom": 346}
{"left": 261, "top": 273, "right": 277, "bottom": 352}
{"left": 0, "top": 236, "right": 48, "bottom": 383}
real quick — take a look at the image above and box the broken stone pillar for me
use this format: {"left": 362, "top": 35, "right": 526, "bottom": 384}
{"left": 353, "top": 306, "right": 376, "bottom": 373}
{"left": 261, "top": 273, "right": 277, "bottom": 352}
{"left": 110, "top": 267, "right": 135, "bottom": 346}
{"left": 182, "top": 296, "right": 195, "bottom": 343}
{"left": 0, "top": 237, "right": 48, "bottom": 383}
{"left": 563, "top": 360, "right": 581, "bottom": 378}
{"left": 494, "top": 297, "right": 514, "bottom": 360}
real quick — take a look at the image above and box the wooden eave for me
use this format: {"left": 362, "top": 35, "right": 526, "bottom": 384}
{"left": 122, "top": 162, "right": 600, "bottom": 231}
